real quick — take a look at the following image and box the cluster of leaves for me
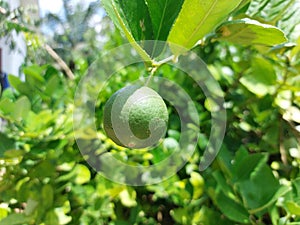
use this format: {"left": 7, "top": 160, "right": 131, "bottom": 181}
{"left": 0, "top": 0, "right": 300, "bottom": 224}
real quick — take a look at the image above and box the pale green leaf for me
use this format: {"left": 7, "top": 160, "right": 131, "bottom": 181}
{"left": 0, "top": 207, "right": 8, "bottom": 220}
{"left": 189, "top": 172, "right": 204, "bottom": 199}
{"left": 240, "top": 56, "right": 277, "bottom": 97}
{"left": 119, "top": 188, "right": 137, "bottom": 207}
{"left": 7, "top": 75, "right": 22, "bottom": 90}
{"left": 167, "top": 0, "right": 242, "bottom": 55}
{"left": 24, "top": 199, "right": 38, "bottom": 216}
{"left": 54, "top": 207, "right": 72, "bottom": 225}
{"left": 74, "top": 164, "right": 91, "bottom": 185}
{"left": 216, "top": 18, "right": 287, "bottom": 46}
{"left": 285, "top": 202, "right": 300, "bottom": 216}
{"left": 12, "top": 96, "right": 31, "bottom": 121}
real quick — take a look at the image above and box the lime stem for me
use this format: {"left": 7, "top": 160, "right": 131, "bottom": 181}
{"left": 153, "top": 55, "right": 178, "bottom": 67}
{"left": 145, "top": 66, "right": 158, "bottom": 86}
{"left": 144, "top": 55, "right": 177, "bottom": 86}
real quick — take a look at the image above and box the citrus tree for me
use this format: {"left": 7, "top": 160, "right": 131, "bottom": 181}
{"left": 0, "top": 0, "right": 300, "bottom": 224}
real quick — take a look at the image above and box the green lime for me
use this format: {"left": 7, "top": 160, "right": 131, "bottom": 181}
{"left": 103, "top": 85, "right": 168, "bottom": 148}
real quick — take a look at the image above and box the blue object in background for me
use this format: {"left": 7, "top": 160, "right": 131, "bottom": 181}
{"left": 0, "top": 72, "right": 10, "bottom": 90}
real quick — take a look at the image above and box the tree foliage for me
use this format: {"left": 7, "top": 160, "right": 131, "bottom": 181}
{"left": 0, "top": 0, "right": 300, "bottom": 224}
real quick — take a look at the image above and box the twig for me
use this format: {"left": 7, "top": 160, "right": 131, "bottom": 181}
{"left": 44, "top": 44, "right": 75, "bottom": 80}
{"left": 145, "top": 66, "right": 158, "bottom": 87}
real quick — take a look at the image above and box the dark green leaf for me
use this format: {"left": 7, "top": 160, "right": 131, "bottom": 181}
{"left": 101, "top": 0, "right": 152, "bottom": 61}
{"left": 42, "top": 184, "right": 54, "bottom": 209}
{"left": 215, "top": 190, "right": 250, "bottom": 223}
{"left": 0, "top": 133, "right": 15, "bottom": 154}
{"left": 102, "top": 0, "right": 153, "bottom": 41}
{"left": 29, "top": 160, "right": 56, "bottom": 179}
{"left": 233, "top": 153, "right": 268, "bottom": 182}
{"left": 144, "top": 0, "right": 183, "bottom": 41}
{"left": 237, "top": 164, "right": 280, "bottom": 211}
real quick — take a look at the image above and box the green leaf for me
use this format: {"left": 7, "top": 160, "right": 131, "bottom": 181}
{"left": 29, "top": 160, "right": 56, "bottom": 179}
{"left": 0, "top": 213, "right": 30, "bottom": 225}
{"left": 170, "top": 207, "right": 193, "bottom": 225}
{"left": 167, "top": 0, "right": 242, "bottom": 55}
{"left": 119, "top": 188, "right": 137, "bottom": 207}
{"left": 7, "top": 75, "right": 22, "bottom": 90}
{"left": 144, "top": 0, "right": 184, "bottom": 56}
{"left": 144, "top": 0, "right": 183, "bottom": 41}
{"left": 292, "top": 177, "right": 300, "bottom": 196}
{"left": 285, "top": 202, "right": 300, "bottom": 216}
{"left": 8, "top": 75, "right": 33, "bottom": 97}
{"left": 44, "top": 76, "right": 61, "bottom": 97}
{"left": 197, "top": 206, "right": 232, "bottom": 225}
{"left": 236, "top": 0, "right": 251, "bottom": 11}
{"left": 240, "top": 56, "right": 277, "bottom": 97}
{"left": 45, "top": 210, "right": 59, "bottom": 225}
{"left": 24, "top": 199, "right": 38, "bottom": 216}
{"left": 216, "top": 18, "right": 287, "bottom": 46}
{"left": 101, "top": 0, "right": 152, "bottom": 62}
{"left": 213, "top": 171, "right": 235, "bottom": 197}
{"left": 12, "top": 96, "right": 31, "bottom": 121}
{"left": 238, "top": 164, "right": 280, "bottom": 211}
{"left": 4, "top": 149, "right": 25, "bottom": 158}
{"left": 190, "top": 172, "right": 204, "bottom": 199}
{"left": 0, "top": 208, "right": 8, "bottom": 221}
{"left": 54, "top": 207, "right": 72, "bottom": 225}
{"left": 0, "top": 133, "right": 15, "bottom": 154}
{"left": 0, "top": 98, "right": 15, "bottom": 116}
{"left": 74, "top": 164, "right": 91, "bottom": 185}
{"left": 233, "top": 152, "right": 268, "bottom": 182}
{"left": 23, "top": 65, "right": 45, "bottom": 83}
{"left": 215, "top": 190, "right": 250, "bottom": 223}
{"left": 42, "top": 184, "right": 54, "bottom": 209}
{"left": 102, "top": 0, "right": 153, "bottom": 41}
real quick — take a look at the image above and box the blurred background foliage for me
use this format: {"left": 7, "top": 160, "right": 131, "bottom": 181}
{"left": 0, "top": 0, "right": 300, "bottom": 224}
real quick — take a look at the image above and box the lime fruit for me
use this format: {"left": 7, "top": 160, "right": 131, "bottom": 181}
{"left": 103, "top": 85, "right": 168, "bottom": 148}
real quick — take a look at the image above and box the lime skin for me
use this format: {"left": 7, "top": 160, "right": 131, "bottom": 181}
{"left": 103, "top": 85, "right": 168, "bottom": 148}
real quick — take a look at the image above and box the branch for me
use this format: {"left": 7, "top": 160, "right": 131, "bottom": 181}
{"left": 44, "top": 44, "right": 75, "bottom": 80}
